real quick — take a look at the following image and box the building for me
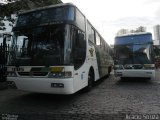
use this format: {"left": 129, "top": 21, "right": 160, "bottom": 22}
{"left": 0, "top": 14, "right": 16, "bottom": 43}
{"left": 116, "top": 26, "right": 146, "bottom": 36}
{"left": 153, "top": 25, "right": 160, "bottom": 45}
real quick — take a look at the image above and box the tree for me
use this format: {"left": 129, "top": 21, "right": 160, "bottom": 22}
{"left": 0, "top": 0, "right": 62, "bottom": 17}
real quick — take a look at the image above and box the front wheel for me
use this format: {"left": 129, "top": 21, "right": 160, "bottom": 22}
{"left": 108, "top": 66, "right": 112, "bottom": 75}
{"left": 84, "top": 70, "right": 94, "bottom": 92}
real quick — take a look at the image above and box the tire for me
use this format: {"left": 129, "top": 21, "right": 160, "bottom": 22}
{"left": 84, "top": 69, "right": 94, "bottom": 92}
{"left": 108, "top": 67, "right": 111, "bottom": 75}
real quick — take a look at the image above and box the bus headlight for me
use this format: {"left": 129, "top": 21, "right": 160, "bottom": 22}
{"left": 7, "top": 71, "right": 17, "bottom": 77}
{"left": 143, "top": 64, "right": 155, "bottom": 70}
{"left": 64, "top": 71, "right": 72, "bottom": 78}
{"left": 49, "top": 67, "right": 72, "bottom": 78}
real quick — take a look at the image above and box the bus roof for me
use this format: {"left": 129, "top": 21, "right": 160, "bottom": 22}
{"left": 114, "top": 32, "right": 153, "bottom": 45}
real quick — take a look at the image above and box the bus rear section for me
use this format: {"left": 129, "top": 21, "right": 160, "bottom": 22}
{"left": 114, "top": 33, "right": 155, "bottom": 80}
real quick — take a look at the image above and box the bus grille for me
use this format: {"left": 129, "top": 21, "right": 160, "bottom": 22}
{"left": 18, "top": 72, "right": 48, "bottom": 76}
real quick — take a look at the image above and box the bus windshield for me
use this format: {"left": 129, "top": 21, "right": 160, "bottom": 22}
{"left": 115, "top": 43, "right": 154, "bottom": 65}
{"left": 114, "top": 33, "right": 154, "bottom": 66}
{"left": 8, "top": 24, "right": 71, "bottom": 66}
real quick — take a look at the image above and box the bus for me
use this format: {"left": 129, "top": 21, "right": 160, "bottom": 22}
{"left": 114, "top": 32, "right": 155, "bottom": 80}
{"left": 7, "top": 3, "right": 113, "bottom": 94}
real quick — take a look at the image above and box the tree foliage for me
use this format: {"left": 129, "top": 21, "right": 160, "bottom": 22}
{"left": 0, "top": 0, "right": 62, "bottom": 17}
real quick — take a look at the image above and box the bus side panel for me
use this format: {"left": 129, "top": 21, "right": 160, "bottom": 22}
{"left": 73, "top": 45, "right": 100, "bottom": 92}
{"left": 87, "top": 44, "right": 100, "bottom": 81}
{"left": 73, "top": 64, "right": 89, "bottom": 92}
{"left": 95, "top": 46, "right": 111, "bottom": 78}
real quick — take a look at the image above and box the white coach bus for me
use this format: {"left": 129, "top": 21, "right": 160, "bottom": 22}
{"left": 114, "top": 33, "right": 155, "bottom": 80}
{"left": 7, "top": 3, "right": 113, "bottom": 94}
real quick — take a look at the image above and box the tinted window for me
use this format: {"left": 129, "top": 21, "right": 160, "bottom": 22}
{"left": 50, "top": 7, "right": 65, "bottom": 21}
{"left": 101, "top": 39, "right": 105, "bottom": 50}
{"left": 96, "top": 32, "right": 101, "bottom": 45}
{"left": 70, "top": 26, "right": 86, "bottom": 69}
{"left": 114, "top": 44, "right": 154, "bottom": 65}
{"left": 8, "top": 25, "right": 67, "bottom": 66}
{"left": 87, "top": 22, "right": 95, "bottom": 43}
{"left": 67, "top": 7, "right": 74, "bottom": 20}
{"left": 16, "top": 6, "right": 75, "bottom": 27}
{"left": 76, "top": 9, "right": 85, "bottom": 31}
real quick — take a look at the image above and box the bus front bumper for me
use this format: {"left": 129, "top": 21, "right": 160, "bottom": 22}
{"left": 7, "top": 77, "right": 75, "bottom": 94}
{"left": 114, "top": 69, "right": 155, "bottom": 80}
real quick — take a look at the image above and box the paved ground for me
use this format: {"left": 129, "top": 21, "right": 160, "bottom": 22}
{"left": 155, "top": 69, "right": 160, "bottom": 81}
{"left": 0, "top": 71, "right": 160, "bottom": 120}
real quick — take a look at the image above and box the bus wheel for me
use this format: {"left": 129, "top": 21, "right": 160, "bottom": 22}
{"left": 108, "top": 67, "right": 111, "bottom": 75}
{"left": 84, "top": 69, "right": 94, "bottom": 92}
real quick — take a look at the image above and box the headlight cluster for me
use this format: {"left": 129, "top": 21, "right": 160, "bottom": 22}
{"left": 7, "top": 71, "right": 17, "bottom": 77}
{"left": 114, "top": 64, "right": 155, "bottom": 70}
{"left": 114, "top": 65, "right": 124, "bottom": 70}
{"left": 48, "top": 71, "right": 72, "bottom": 78}
{"left": 143, "top": 64, "right": 155, "bottom": 70}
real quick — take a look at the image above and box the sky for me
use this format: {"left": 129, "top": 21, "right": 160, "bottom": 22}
{"left": 0, "top": 0, "right": 9, "bottom": 4}
{"left": 62, "top": 0, "right": 160, "bottom": 45}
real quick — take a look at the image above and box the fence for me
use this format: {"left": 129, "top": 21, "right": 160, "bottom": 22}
{"left": 0, "top": 43, "right": 9, "bottom": 82}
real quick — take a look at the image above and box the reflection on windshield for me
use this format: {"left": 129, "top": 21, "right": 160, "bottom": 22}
{"left": 8, "top": 25, "right": 68, "bottom": 66}
{"left": 115, "top": 44, "right": 154, "bottom": 65}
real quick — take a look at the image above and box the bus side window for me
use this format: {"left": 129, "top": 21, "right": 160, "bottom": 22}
{"left": 101, "top": 39, "right": 105, "bottom": 50}
{"left": 71, "top": 26, "right": 86, "bottom": 69}
{"left": 95, "top": 32, "right": 101, "bottom": 46}
{"left": 87, "top": 21, "right": 95, "bottom": 44}
{"left": 76, "top": 8, "right": 85, "bottom": 32}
